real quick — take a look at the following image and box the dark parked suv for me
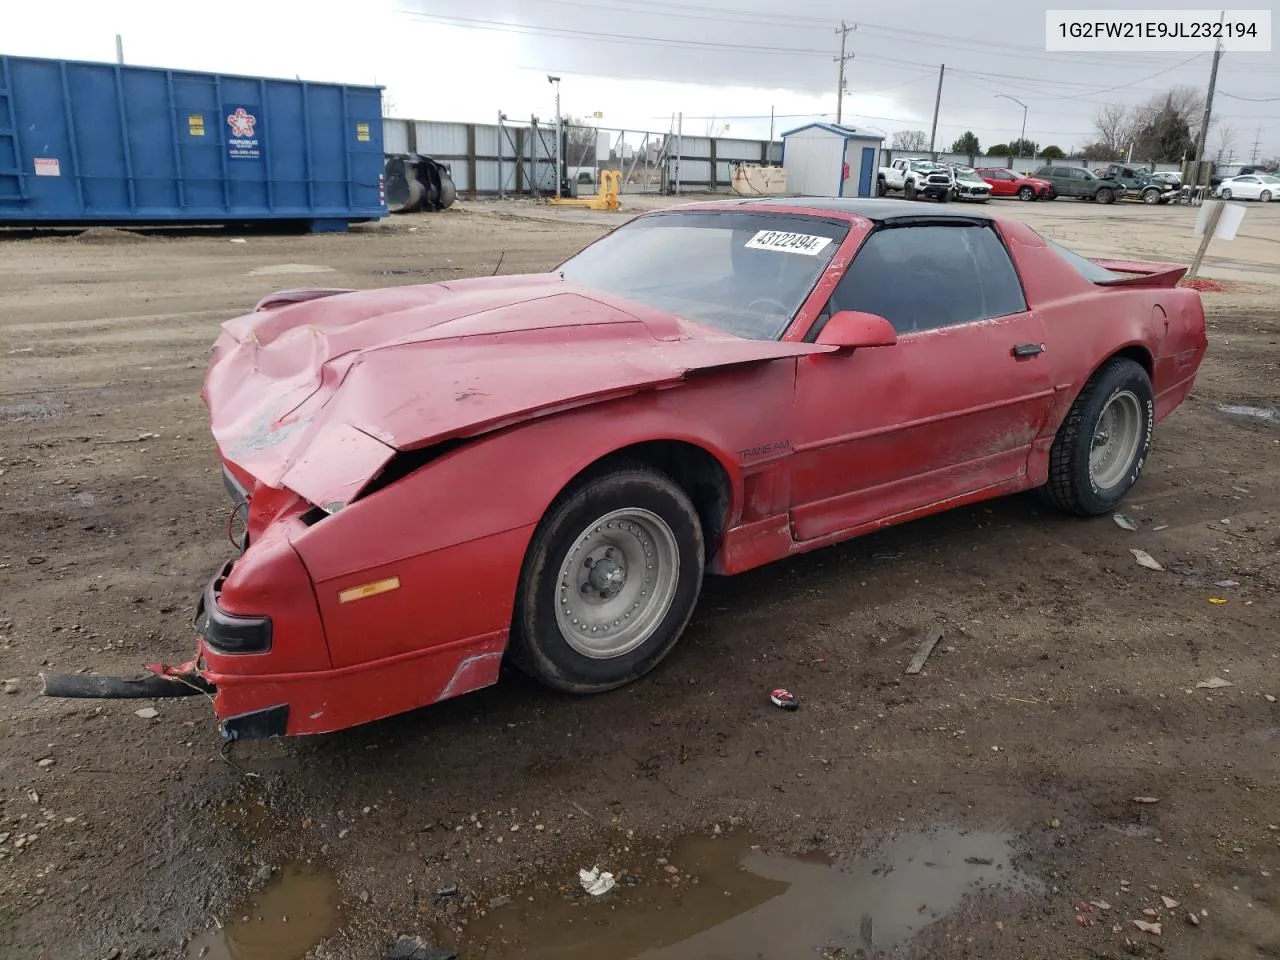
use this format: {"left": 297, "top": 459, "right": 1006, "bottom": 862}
{"left": 1032, "top": 165, "right": 1125, "bottom": 204}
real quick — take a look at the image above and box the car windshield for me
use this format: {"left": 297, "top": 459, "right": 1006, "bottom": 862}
{"left": 555, "top": 211, "right": 849, "bottom": 340}
{"left": 955, "top": 168, "right": 982, "bottom": 182}
{"left": 1041, "top": 236, "right": 1130, "bottom": 283}
{"left": 910, "top": 161, "right": 941, "bottom": 172}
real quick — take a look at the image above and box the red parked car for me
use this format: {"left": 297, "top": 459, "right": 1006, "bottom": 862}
{"left": 42, "top": 199, "right": 1206, "bottom": 739}
{"left": 976, "top": 167, "right": 1056, "bottom": 200}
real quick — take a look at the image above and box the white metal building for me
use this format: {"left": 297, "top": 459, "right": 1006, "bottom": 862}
{"left": 780, "top": 123, "right": 885, "bottom": 198}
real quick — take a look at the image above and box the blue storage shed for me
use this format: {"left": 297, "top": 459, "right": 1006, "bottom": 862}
{"left": 0, "top": 54, "right": 386, "bottom": 231}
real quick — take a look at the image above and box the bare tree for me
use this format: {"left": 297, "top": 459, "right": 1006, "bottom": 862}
{"left": 1092, "top": 103, "right": 1135, "bottom": 157}
{"left": 891, "top": 129, "right": 929, "bottom": 151}
{"left": 1213, "top": 125, "right": 1238, "bottom": 164}
{"left": 703, "top": 115, "right": 729, "bottom": 138}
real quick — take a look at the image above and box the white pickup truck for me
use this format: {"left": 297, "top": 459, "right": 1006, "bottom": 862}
{"left": 877, "top": 158, "right": 955, "bottom": 201}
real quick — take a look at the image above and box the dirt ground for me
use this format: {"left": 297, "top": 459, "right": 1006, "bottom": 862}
{"left": 1, "top": 195, "right": 1278, "bottom": 960}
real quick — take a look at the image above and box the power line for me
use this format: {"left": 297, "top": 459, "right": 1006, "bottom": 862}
{"left": 444, "top": 0, "right": 1190, "bottom": 69}
{"left": 1219, "top": 91, "right": 1280, "bottom": 102}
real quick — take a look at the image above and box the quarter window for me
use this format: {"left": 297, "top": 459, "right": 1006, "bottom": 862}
{"left": 822, "top": 224, "right": 1027, "bottom": 335}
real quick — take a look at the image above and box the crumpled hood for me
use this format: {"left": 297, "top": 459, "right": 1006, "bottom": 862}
{"left": 204, "top": 274, "right": 832, "bottom": 508}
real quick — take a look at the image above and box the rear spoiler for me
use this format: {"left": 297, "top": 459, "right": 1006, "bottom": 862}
{"left": 1089, "top": 259, "right": 1188, "bottom": 289}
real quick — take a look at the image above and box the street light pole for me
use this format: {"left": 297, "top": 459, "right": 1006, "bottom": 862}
{"left": 548, "top": 75, "right": 562, "bottom": 199}
{"left": 995, "top": 94, "right": 1028, "bottom": 161}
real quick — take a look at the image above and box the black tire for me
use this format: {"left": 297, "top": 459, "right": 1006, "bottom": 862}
{"left": 508, "top": 464, "right": 705, "bottom": 694}
{"left": 1261, "top": 190, "right": 1272, "bottom": 202}
{"left": 904, "top": 181, "right": 917, "bottom": 201}
{"left": 1018, "top": 185, "right": 1035, "bottom": 201}
{"left": 1038, "top": 358, "right": 1154, "bottom": 516}
{"left": 876, "top": 177, "right": 887, "bottom": 197}
{"left": 1096, "top": 187, "right": 1116, "bottom": 204}
{"left": 1219, "top": 188, "right": 1232, "bottom": 200}
{"left": 1142, "top": 188, "right": 1161, "bottom": 204}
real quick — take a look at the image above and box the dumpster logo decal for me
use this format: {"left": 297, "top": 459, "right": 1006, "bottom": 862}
{"left": 225, "top": 106, "right": 262, "bottom": 160}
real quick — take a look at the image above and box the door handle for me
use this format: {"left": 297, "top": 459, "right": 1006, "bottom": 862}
{"left": 1012, "top": 343, "right": 1045, "bottom": 357}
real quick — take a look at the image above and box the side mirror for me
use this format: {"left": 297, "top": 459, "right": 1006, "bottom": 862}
{"left": 815, "top": 310, "right": 897, "bottom": 349}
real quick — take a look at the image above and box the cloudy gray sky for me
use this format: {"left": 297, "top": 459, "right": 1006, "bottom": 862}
{"left": 9, "top": 0, "right": 1279, "bottom": 157}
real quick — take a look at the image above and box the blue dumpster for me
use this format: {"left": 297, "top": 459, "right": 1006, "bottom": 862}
{"left": 0, "top": 54, "right": 386, "bottom": 231}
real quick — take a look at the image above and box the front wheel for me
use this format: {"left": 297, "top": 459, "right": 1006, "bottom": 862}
{"left": 1142, "top": 188, "right": 1161, "bottom": 204}
{"left": 1038, "top": 358, "right": 1154, "bottom": 516}
{"left": 876, "top": 177, "right": 887, "bottom": 197}
{"left": 1096, "top": 187, "right": 1115, "bottom": 204}
{"left": 508, "top": 464, "right": 705, "bottom": 693}
{"left": 1261, "top": 190, "right": 1272, "bottom": 202}
{"left": 904, "top": 181, "right": 917, "bottom": 201}
{"left": 1018, "top": 185, "right": 1035, "bottom": 201}
{"left": 1219, "top": 188, "right": 1232, "bottom": 200}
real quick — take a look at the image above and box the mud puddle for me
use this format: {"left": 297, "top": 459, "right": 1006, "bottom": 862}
{"left": 450, "top": 827, "right": 1039, "bottom": 959}
{"left": 184, "top": 860, "right": 341, "bottom": 960}
{"left": 1219, "top": 403, "right": 1280, "bottom": 424}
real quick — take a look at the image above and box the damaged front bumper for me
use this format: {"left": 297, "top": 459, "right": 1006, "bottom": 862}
{"left": 39, "top": 558, "right": 290, "bottom": 741}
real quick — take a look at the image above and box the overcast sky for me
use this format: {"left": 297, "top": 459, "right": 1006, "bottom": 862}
{"left": 8, "top": 0, "right": 1279, "bottom": 157}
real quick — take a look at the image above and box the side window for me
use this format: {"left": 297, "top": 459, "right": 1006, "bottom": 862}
{"left": 824, "top": 224, "right": 1027, "bottom": 336}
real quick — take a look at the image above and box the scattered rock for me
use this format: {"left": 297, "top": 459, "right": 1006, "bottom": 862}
{"left": 1132, "top": 797, "right": 1160, "bottom": 804}
{"left": 1187, "top": 912, "right": 1200, "bottom": 926}
{"left": 255, "top": 864, "right": 272, "bottom": 882}
{"left": 3, "top": 678, "right": 19, "bottom": 695}
{"left": 1113, "top": 514, "right": 1139, "bottom": 531}
{"left": 435, "top": 884, "right": 459, "bottom": 899}
{"left": 1091, "top": 901, "right": 1112, "bottom": 911}
{"left": 1133, "top": 920, "right": 1162, "bottom": 935}
{"left": 663, "top": 864, "right": 680, "bottom": 874}
{"left": 488, "top": 894, "right": 511, "bottom": 909}
{"left": 1162, "top": 896, "right": 1180, "bottom": 910}
{"left": 1266, "top": 694, "right": 1276, "bottom": 703}
{"left": 134, "top": 707, "right": 158, "bottom": 719}
{"left": 36, "top": 758, "right": 54, "bottom": 768}
{"left": 359, "top": 890, "right": 370, "bottom": 904}
{"left": 1142, "top": 908, "right": 1159, "bottom": 919}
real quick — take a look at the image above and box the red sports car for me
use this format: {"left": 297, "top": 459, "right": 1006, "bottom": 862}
{"left": 975, "top": 167, "right": 1056, "bottom": 200}
{"left": 42, "top": 199, "right": 1206, "bottom": 739}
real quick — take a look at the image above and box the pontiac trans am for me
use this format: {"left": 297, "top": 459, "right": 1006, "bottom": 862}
{"left": 42, "top": 198, "right": 1207, "bottom": 738}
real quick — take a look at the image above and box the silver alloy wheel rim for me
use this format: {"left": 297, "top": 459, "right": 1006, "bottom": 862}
{"left": 1089, "top": 389, "right": 1143, "bottom": 490}
{"left": 555, "top": 507, "right": 680, "bottom": 660}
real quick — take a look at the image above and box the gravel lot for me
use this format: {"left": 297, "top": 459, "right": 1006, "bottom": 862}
{"left": 2, "top": 195, "right": 1278, "bottom": 960}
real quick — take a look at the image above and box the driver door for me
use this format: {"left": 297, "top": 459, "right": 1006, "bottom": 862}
{"left": 788, "top": 221, "right": 1056, "bottom": 542}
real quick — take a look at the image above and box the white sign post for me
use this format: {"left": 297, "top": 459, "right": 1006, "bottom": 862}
{"left": 1188, "top": 199, "right": 1246, "bottom": 279}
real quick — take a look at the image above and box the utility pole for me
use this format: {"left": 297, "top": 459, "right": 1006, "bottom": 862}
{"left": 834, "top": 22, "right": 855, "bottom": 125}
{"left": 1250, "top": 124, "right": 1262, "bottom": 164}
{"left": 1190, "top": 17, "right": 1224, "bottom": 190}
{"left": 115, "top": 34, "right": 124, "bottom": 64}
{"left": 548, "top": 75, "right": 562, "bottom": 199}
{"left": 928, "top": 63, "right": 945, "bottom": 157}
{"left": 769, "top": 105, "right": 775, "bottom": 144}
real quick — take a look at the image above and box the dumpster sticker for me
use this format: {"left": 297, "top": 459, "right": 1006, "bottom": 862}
{"left": 356, "top": 122, "right": 370, "bottom": 142}
{"left": 188, "top": 114, "right": 205, "bottom": 136}
{"left": 225, "top": 105, "right": 262, "bottom": 160}
{"left": 33, "top": 158, "right": 60, "bottom": 177}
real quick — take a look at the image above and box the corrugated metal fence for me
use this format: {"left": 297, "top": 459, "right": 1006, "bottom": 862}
{"left": 382, "top": 118, "right": 782, "bottom": 196}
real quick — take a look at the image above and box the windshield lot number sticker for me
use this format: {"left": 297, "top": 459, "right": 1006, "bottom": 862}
{"left": 744, "top": 230, "right": 832, "bottom": 255}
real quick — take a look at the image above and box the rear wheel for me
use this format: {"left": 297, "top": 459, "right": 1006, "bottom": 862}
{"left": 1018, "top": 185, "right": 1035, "bottom": 201}
{"left": 1096, "top": 187, "right": 1116, "bottom": 204}
{"left": 1038, "top": 358, "right": 1154, "bottom": 516}
{"left": 508, "top": 464, "right": 705, "bottom": 693}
